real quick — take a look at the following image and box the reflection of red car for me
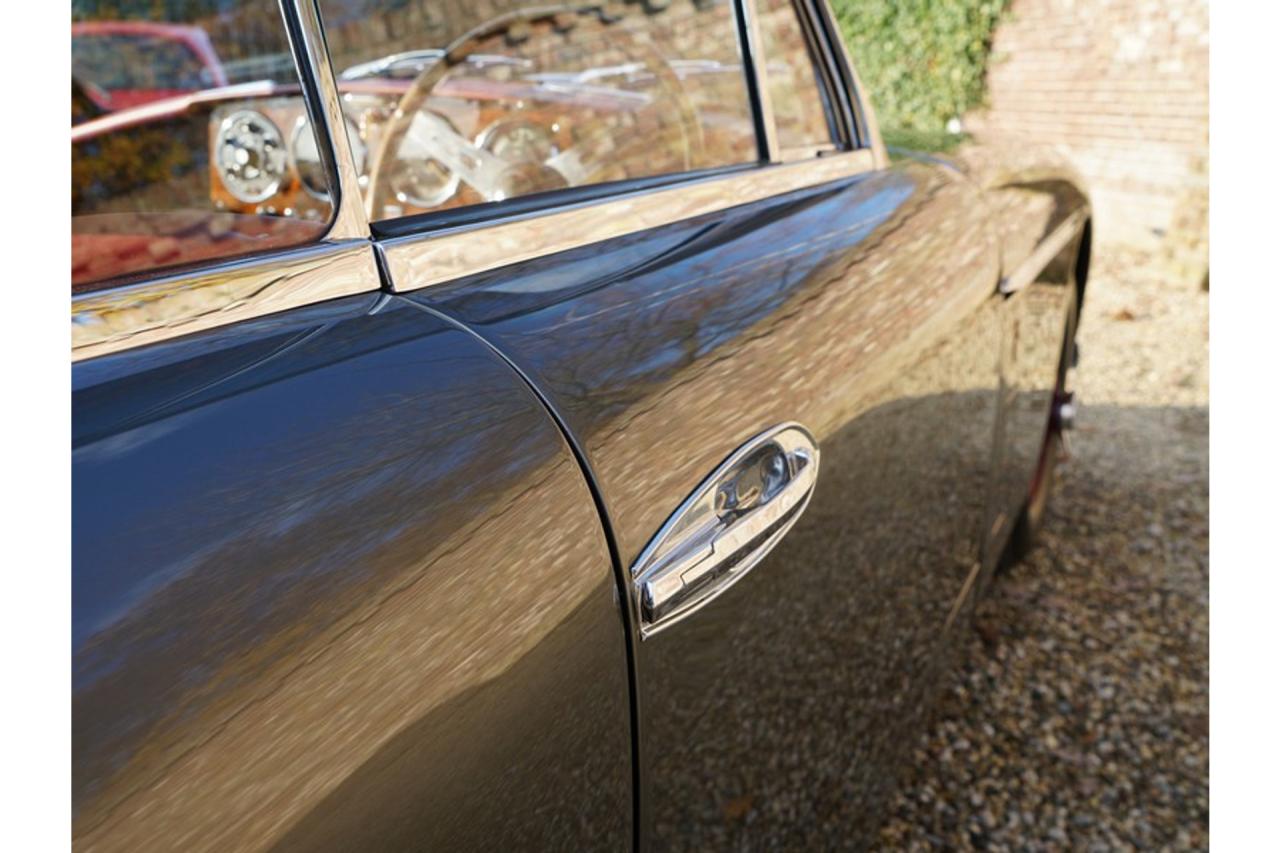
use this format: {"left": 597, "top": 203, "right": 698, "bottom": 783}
{"left": 71, "top": 21, "right": 227, "bottom": 114}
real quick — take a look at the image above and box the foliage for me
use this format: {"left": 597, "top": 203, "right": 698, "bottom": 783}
{"left": 830, "top": 0, "right": 1008, "bottom": 135}
{"left": 879, "top": 127, "right": 970, "bottom": 155}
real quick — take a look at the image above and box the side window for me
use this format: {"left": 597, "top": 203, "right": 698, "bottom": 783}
{"left": 756, "top": 0, "right": 839, "bottom": 152}
{"left": 72, "top": 1, "right": 333, "bottom": 293}
{"left": 318, "top": 0, "right": 759, "bottom": 222}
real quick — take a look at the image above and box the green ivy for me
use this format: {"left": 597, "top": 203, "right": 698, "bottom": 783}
{"left": 830, "top": 0, "right": 1008, "bottom": 137}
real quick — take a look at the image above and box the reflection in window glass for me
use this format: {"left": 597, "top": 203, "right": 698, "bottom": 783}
{"left": 318, "top": 0, "right": 759, "bottom": 222}
{"left": 757, "top": 0, "right": 837, "bottom": 151}
{"left": 71, "top": 1, "right": 333, "bottom": 292}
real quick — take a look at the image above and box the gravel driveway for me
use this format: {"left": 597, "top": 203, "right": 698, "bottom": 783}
{"left": 873, "top": 248, "right": 1210, "bottom": 850}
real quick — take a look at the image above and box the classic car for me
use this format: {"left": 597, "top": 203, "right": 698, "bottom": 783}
{"left": 72, "top": 20, "right": 229, "bottom": 115}
{"left": 71, "top": 0, "right": 1091, "bottom": 849}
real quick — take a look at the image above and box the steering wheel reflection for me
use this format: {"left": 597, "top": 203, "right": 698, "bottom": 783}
{"left": 364, "top": 5, "right": 704, "bottom": 219}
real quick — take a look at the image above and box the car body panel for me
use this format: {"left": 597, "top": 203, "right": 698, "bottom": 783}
{"left": 401, "top": 156, "right": 1028, "bottom": 847}
{"left": 70, "top": 0, "right": 1094, "bottom": 848}
{"left": 71, "top": 295, "right": 632, "bottom": 851}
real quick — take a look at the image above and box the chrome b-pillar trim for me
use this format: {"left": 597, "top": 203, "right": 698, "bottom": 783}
{"left": 737, "top": 0, "right": 780, "bottom": 163}
{"left": 282, "top": 0, "right": 370, "bottom": 240}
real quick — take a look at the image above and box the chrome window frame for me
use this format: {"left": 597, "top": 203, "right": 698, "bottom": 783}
{"left": 71, "top": 0, "right": 380, "bottom": 363}
{"left": 743, "top": 0, "right": 856, "bottom": 163}
{"left": 286, "top": 0, "right": 369, "bottom": 242}
{"left": 374, "top": 0, "right": 883, "bottom": 295}
{"left": 810, "top": 0, "right": 889, "bottom": 168}
{"left": 737, "top": 0, "right": 780, "bottom": 163}
{"left": 366, "top": 0, "right": 776, "bottom": 240}
{"left": 379, "top": 150, "right": 876, "bottom": 293}
{"left": 797, "top": 0, "right": 859, "bottom": 149}
{"left": 73, "top": 0, "right": 888, "bottom": 358}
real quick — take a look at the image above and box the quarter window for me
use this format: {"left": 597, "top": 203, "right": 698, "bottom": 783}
{"left": 318, "top": 0, "right": 759, "bottom": 223}
{"left": 72, "top": 1, "right": 333, "bottom": 292}
{"left": 756, "top": 0, "right": 839, "bottom": 152}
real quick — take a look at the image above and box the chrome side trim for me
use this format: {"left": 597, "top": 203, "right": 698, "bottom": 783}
{"left": 71, "top": 241, "right": 381, "bottom": 362}
{"left": 998, "top": 208, "right": 1088, "bottom": 296}
{"left": 739, "top": 0, "right": 780, "bottom": 162}
{"left": 285, "top": 0, "right": 369, "bottom": 241}
{"left": 382, "top": 149, "right": 874, "bottom": 292}
{"left": 798, "top": 0, "right": 855, "bottom": 150}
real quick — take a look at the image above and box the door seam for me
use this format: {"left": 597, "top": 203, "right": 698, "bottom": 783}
{"left": 377, "top": 268, "right": 644, "bottom": 852}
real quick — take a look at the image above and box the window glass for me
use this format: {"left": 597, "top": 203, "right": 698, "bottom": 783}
{"left": 318, "top": 0, "right": 759, "bottom": 222}
{"left": 757, "top": 0, "right": 838, "bottom": 151}
{"left": 72, "top": 1, "right": 333, "bottom": 292}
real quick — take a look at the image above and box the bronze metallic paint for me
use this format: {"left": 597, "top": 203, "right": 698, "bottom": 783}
{"left": 72, "top": 298, "right": 632, "bottom": 850}
{"left": 406, "top": 151, "right": 1086, "bottom": 846}
{"left": 70, "top": 0, "right": 1092, "bottom": 844}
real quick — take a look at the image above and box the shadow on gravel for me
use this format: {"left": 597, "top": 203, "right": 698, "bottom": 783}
{"left": 875, "top": 402, "right": 1209, "bottom": 850}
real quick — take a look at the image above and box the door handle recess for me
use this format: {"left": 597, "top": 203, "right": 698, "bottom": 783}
{"left": 631, "top": 423, "right": 819, "bottom": 637}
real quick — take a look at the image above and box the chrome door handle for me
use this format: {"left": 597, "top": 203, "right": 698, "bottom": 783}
{"left": 631, "top": 423, "right": 820, "bottom": 637}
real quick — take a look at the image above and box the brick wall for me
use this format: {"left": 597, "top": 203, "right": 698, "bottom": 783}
{"left": 965, "top": 0, "right": 1208, "bottom": 285}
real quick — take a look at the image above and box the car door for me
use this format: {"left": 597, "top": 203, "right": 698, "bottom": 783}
{"left": 71, "top": 3, "right": 632, "bottom": 851}
{"left": 343, "top": 0, "right": 1006, "bottom": 847}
